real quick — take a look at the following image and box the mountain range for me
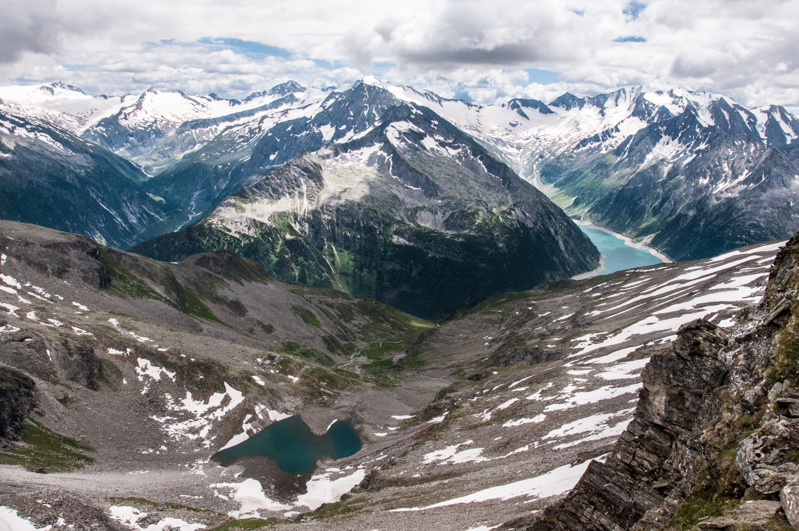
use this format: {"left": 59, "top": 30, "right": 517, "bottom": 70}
{"left": 1, "top": 78, "right": 799, "bottom": 316}
{"left": 4, "top": 67, "right": 799, "bottom": 531}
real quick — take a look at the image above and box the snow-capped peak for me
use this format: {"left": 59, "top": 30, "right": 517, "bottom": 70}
{"left": 360, "top": 76, "right": 387, "bottom": 89}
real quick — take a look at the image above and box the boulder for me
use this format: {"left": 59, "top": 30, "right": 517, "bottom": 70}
{"left": 0, "top": 367, "right": 35, "bottom": 441}
{"left": 52, "top": 338, "right": 99, "bottom": 386}
{"left": 736, "top": 418, "right": 799, "bottom": 494}
{"left": 775, "top": 398, "right": 799, "bottom": 418}
{"left": 695, "top": 500, "right": 781, "bottom": 530}
{"left": 781, "top": 479, "right": 799, "bottom": 530}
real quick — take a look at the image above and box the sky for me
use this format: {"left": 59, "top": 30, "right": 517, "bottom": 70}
{"left": 1, "top": 0, "right": 798, "bottom": 110}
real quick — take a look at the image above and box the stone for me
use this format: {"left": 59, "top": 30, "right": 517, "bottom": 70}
{"left": 695, "top": 500, "right": 781, "bottom": 530}
{"left": 781, "top": 480, "right": 799, "bottom": 530}
{"left": 769, "top": 382, "right": 785, "bottom": 402}
{"left": 52, "top": 338, "right": 99, "bottom": 386}
{"left": 736, "top": 418, "right": 799, "bottom": 494}
{"left": 0, "top": 367, "right": 36, "bottom": 441}
{"left": 775, "top": 398, "right": 799, "bottom": 418}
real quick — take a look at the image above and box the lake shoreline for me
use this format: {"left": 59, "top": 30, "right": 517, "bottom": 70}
{"left": 573, "top": 219, "right": 673, "bottom": 264}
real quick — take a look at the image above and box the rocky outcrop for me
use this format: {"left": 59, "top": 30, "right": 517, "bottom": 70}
{"left": 514, "top": 320, "right": 730, "bottom": 531}
{"left": 508, "top": 233, "right": 799, "bottom": 530}
{"left": 695, "top": 500, "right": 782, "bottom": 530}
{"left": 0, "top": 367, "right": 35, "bottom": 442}
{"left": 735, "top": 417, "right": 799, "bottom": 495}
{"left": 52, "top": 338, "right": 99, "bottom": 387}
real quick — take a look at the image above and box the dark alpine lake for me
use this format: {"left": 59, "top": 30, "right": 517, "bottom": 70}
{"left": 211, "top": 416, "right": 362, "bottom": 474}
{"left": 578, "top": 224, "right": 663, "bottom": 277}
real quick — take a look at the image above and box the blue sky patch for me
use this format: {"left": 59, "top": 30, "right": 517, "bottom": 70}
{"left": 523, "top": 68, "right": 560, "bottom": 85}
{"left": 614, "top": 36, "right": 647, "bottom": 43}
{"left": 622, "top": 2, "right": 647, "bottom": 20}
{"left": 313, "top": 58, "right": 345, "bottom": 70}
{"left": 371, "top": 61, "right": 397, "bottom": 76}
{"left": 197, "top": 37, "right": 292, "bottom": 59}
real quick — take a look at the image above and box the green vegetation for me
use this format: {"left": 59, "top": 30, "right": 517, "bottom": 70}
{"left": 208, "top": 518, "right": 285, "bottom": 530}
{"left": 292, "top": 305, "right": 321, "bottom": 328}
{"left": 768, "top": 302, "right": 799, "bottom": 385}
{"left": 0, "top": 420, "right": 95, "bottom": 472}
{"left": 306, "top": 366, "right": 359, "bottom": 390}
{"left": 165, "top": 272, "right": 227, "bottom": 325}
{"left": 98, "top": 247, "right": 168, "bottom": 301}
{"left": 134, "top": 198, "right": 598, "bottom": 320}
{"left": 667, "top": 488, "right": 739, "bottom": 530}
{"left": 98, "top": 247, "right": 228, "bottom": 326}
{"left": 304, "top": 500, "right": 351, "bottom": 519}
{"left": 280, "top": 341, "right": 335, "bottom": 366}
{"left": 56, "top": 394, "right": 73, "bottom": 406}
{"left": 765, "top": 514, "right": 796, "bottom": 531}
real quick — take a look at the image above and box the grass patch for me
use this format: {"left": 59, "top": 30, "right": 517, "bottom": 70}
{"left": 0, "top": 420, "right": 95, "bottom": 472}
{"left": 208, "top": 517, "right": 285, "bottom": 530}
{"left": 292, "top": 305, "right": 321, "bottom": 328}
{"left": 304, "top": 500, "right": 352, "bottom": 519}
{"left": 280, "top": 342, "right": 335, "bottom": 366}
{"left": 56, "top": 394, "right": 73, "bottom": 407}
{"left": 99, "top": 249, "right": 169, "bottom": 302}
{"left": 667, "top": 489, "right": 739, "bottom": 530}
{"left": 166, "top": 273, "right": 227, "bottom": 326}
{"left": 766, "top": 513, "right": 795, "bottom": 531}
{"left": 306, "top": 367, "right": 359, "bottom": 390}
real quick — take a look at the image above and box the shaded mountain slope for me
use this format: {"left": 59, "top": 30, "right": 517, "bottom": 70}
{"left": 0, "top": 110, "right": 174, "bottom": 249}
{"left": 133, "top": 84, "right": 599, "bottom": 319}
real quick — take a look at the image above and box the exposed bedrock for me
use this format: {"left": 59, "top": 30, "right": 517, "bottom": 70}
{"left": 506, "top": 233, "right": 799, "bottom": 531}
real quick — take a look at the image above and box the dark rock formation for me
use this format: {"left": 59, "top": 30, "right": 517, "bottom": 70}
{"left": 507, "top": 233, "right": 799, "bottom": 530}
{"left": 52, "top": 338, "right": 99, "bottom": 387}
{"left": 513, "top": 320, "right": 730, "bottom": 531}
{"left": 0, "top": 367, "right": 35, "bottom": 441}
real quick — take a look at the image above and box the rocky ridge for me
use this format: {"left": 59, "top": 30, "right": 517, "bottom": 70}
{"left": 511, "top": 234, "right": 799, "bottom": 530}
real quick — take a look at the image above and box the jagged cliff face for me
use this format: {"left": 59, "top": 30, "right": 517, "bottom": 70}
{"left": 519, "top": 235, "right": 799, "bottom": 530}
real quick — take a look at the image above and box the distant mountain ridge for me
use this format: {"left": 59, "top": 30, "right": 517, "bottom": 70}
{"left": 132, "top": 81, "right": 599, "bottom": 318}
{"left": 1, "top": 77, "right": 798, "bottom": 301}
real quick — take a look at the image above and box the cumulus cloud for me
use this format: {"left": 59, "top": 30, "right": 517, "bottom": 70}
{"left": 1, "top": 0, "right": 799, "bottom": 111}
{"left": 0, "top": 0, "right": 62, "bottom": 63}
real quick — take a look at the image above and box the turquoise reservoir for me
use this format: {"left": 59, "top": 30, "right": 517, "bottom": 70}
{"left": 578, "top": 225, "right": 663, "bottom": 277}
{"left": 211, "top": 416, "right": 362, "bottom": 474}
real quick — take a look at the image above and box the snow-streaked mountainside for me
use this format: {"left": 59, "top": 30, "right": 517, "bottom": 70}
{"left": 1, "top": 77, "right": 798, "bottom": 274}
{"left": 0, "top": 220, "right": 787, "bottom": 530}
{"left": 0, "top": 108, "right": 174, "bottom": 249}
{"left": 133, "top": 81, "right": 599, "bottom": 319}
{"left": 382, "top": 80, "right": 799, "bottom": 261}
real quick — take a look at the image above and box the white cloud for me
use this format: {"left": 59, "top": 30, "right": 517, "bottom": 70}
{"left": 1, "top": 0, "right": 798, "bottom": 111}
